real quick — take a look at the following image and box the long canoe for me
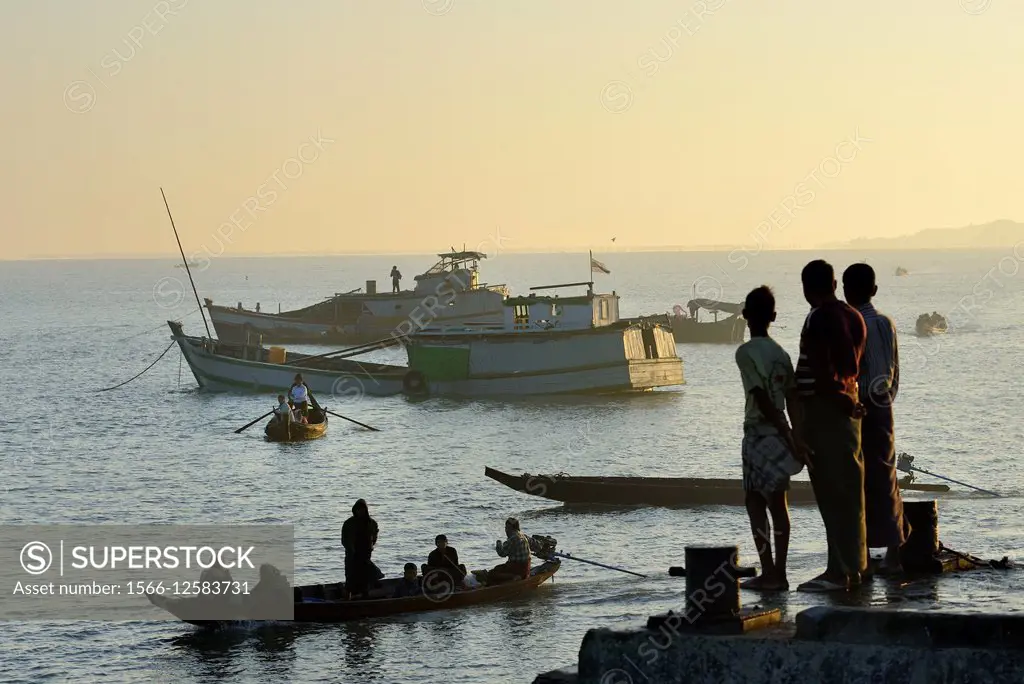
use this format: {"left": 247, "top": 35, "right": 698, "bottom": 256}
{"left": 147, "top": 560, "right": 560, "bottom": 627}
{"left": 264, "top": 409, "right": 328, "bottom": 442}
{"left": 484, "top": 467, "right": 949, "bottom": 508}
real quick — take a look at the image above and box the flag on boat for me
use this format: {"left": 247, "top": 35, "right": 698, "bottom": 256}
{"left": 590, "top": 254, "right": 610, "bottom": 274}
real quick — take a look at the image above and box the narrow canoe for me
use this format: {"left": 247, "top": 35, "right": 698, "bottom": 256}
{"left": 484, "top": 467, "right": 949, "bottom": 508}
{"left": 265, "top": 409, "right": 328, "bottom": 442}
{"left": 147, "top": 560, "right": 560, "bottom": 627}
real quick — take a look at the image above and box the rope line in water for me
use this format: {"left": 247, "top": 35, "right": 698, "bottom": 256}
{"left": 96, "top": 341, "right": 176, "bottom": 392}
{"left": 110, "top": 307, "right": 201, "bottom": 343}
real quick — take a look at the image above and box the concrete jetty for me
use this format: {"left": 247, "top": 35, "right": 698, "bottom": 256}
{"left": 535, "top": 606, "right": 1024, "bottom": 683}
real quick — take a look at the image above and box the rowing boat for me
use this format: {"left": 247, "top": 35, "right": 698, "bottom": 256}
{"left": 146, "top": 560, "right": 560, "bottom": 627}
{"left": 265, "top": 408, "right": 328, "bottom": 442}
{"left": 484, "top": 467, "right": 950, "bottom": 508}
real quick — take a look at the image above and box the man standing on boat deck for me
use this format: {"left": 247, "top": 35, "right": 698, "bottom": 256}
{"left": 390, "top": 266, "right": 402, "bottom": 294}
{"left": 794, "top": 260, "right": 868, "bottom": 593}
{"left": 843, "top": 263, "right": 909, "bottom": 574}
{"left": 486, "top": 517, "right": 531, "bottom": 584}
{"left": 342, "top": 499, "right": 379, "bottom": 599}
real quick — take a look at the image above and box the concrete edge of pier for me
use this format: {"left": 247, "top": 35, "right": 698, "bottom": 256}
{"left": 533, "top": 606, "right": 1024, "bottom": 684}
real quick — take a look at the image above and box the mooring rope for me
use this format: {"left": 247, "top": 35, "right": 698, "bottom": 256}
{"left": 96, "top": 340, "right": 176, "bottom": 392}
{"left": 110, "top": 307, "right": 201, "bottom": 344}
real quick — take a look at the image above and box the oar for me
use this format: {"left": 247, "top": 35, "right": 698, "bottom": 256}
{"left": 235, "top": 410, "right": 274, "bottom": 433}
{"left": 324, "top": 409, "right": 379, "bottom": 432}
{"left": 896, "top": 452, "right": 1000, "bottom": 497}
{"left": 306, "top": 390, "right": 380, "bottom": 432}
{"left": 552, "top": 551, "right": 646, "bottom": 578}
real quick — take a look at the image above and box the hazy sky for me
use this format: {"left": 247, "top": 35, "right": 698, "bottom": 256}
{"left": 2, "top": 0, "right": 1022, "bottom": 259}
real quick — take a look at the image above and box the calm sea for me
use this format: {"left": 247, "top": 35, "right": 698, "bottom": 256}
{"left": 2, "top": 249, "right": 1022, "bottom": 683}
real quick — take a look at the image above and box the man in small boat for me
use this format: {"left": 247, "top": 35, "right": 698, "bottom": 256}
{"left": 246, "top": 564, "right": 293, "bottom": 617}
{"left": 422, "top": 534, "right": 467, "bottom": 592}
{"left": 734, "top": 285, "right": 808, "bottom": 592}
{"left": 289, "top": 374, "right": 311, "bottom": 421}
{"left": 794, "top": 260, "right": 868, "bottom": 593}
{"left": 485, "top": 517, "right": 531, "bottom": 585}
{"left": 390, "top": 265, "right": 402, "bottom": 293}
{"left": 342, "top": 499, "right": 379, "bottom": 599}
{"left": 392, "top": 563, "right": 423, "bottom": 598}
{"left": 843, "top": 263, "right": 908, "bottom": 575}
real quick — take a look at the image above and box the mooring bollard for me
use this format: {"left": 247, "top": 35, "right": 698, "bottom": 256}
{"left": 901, "top": 500, "right": 942, "bottom": 573}
{"left": 649, "top": 545, "right": 779, "bottom": 634}
{"left": 684, "top": 545, "right": 745, "bottom": 621}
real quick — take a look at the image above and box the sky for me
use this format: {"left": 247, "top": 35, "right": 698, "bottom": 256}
{"left": 2, "top": 0, "right": 1022, "bottom": 260}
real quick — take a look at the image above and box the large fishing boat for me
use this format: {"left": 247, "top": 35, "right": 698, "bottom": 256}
{"left": 402, "top": 281, "right": 684, "bottom": 396}
{"left": 206, "top": 250, "right": 508, "bottom": 345}
{"left": 170, "top": 280, "right": 683, "bottom": 397}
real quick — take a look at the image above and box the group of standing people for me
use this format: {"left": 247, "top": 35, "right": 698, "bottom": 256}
{"left": 735, "top": 259, "right": 906, "bottom": 593}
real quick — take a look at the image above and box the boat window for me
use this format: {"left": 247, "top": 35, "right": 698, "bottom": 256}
{"left": 513, "top": 303, "right": 530, "bottom": 320}
{"left": 599, "top": 300, "right": 609, "bottom": 319}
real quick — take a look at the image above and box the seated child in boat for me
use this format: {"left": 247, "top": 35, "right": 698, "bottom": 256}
{"left": 392, "top": 563, "right": 422, "bottom": 598}
{"left": 274, "top": 395, "right": 293, "bottom": 423}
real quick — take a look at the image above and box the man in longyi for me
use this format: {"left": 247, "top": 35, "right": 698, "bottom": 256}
{"left": 843, "top": 263, "right": 909, "bottom": 574}
{"left": 794, "top": 260, "right": 868, "bottom": 593}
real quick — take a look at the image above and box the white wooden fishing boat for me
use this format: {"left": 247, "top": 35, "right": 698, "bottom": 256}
{"left": 206, "top": 250, "right": 508, "bottom": 345}
{"left": 167, "top": 320, "right": 407, "bottom": 396}
{"left": 402, "top": 282, "right": 684, "bottom": 396}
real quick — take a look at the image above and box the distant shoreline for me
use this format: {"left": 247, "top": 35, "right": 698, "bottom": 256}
{"left": 3, "top": 244, "right": 1022, "bottom": 263}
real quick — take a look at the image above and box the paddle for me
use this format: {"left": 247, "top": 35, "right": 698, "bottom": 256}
{"left": 236, "top": 410, "right": 274, "bottom": 434}
{"left": 306, "top": 389, "right": 380, "bottom": 432}
{"left": 896, "top": 452, "right": 1000, "bottom": 497}
{"left": 324, "top": 409, "right": 380, "bottom": 432}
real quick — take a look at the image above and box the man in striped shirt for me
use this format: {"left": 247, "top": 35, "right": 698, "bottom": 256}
{"left": 843, "top": 263, "right": 908, "bottom": 573}
{"left": 794, "top": 260, "right": 868, "bottom": 593}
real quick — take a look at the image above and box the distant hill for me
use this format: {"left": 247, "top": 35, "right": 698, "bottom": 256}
{"left": 830, "top": 220, "right": 1024, "bottom": 250}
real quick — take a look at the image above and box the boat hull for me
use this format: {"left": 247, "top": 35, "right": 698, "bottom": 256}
{"left": 406, "top": 324, "right": 684, "bottom": 396}
{"left": 668, "top": 313, "right": 745, "bottom": 344}
{"left": 264, "top": 414, "right": 328, "bottom": 442}
{"left": 484, "top": 467, "right": 949, "bottom": 508}
{"left": 207, "top": 289, "right": 505, "bottom": 346}
{"left": 168, "top": 321, "right": 406, "bottom": 396}
{"left": 148, "top": 561, "right": 559, "bottom": 626}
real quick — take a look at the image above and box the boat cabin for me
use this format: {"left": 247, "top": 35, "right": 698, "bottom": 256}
{"left": 504, "top": 290, "right": 619, "bottom": 332}
{"left": 412, "top": 251, "right": 486, "bottom": 295}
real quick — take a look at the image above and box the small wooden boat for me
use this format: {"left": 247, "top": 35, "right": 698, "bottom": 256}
{"left": 916, "top": 313, "right": 948, "bottom": 336}
{"left": 631, "top": 299, "right": 745, "bottom": 344}
{"left": 264, "top": 408, "right": 328, "bottom": 442}
{"left": 147, "top": 560, "right": 560, "bottom": 627}
{"left": 485, "top": 467, "right": 949, "bottom": 508}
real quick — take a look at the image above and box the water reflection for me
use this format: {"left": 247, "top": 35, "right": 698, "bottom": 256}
{"left": 339, "top": 621, "right": 383, "bottom": 680}
{"left": 168, "top": 624, "right": 300, "bottom": 681}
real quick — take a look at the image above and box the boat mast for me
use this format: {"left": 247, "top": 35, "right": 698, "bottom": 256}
{"left": 160, "top": 187, "right": 212, "bottom": 339}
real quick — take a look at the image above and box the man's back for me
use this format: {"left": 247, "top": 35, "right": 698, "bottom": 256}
{"left": 796, "top": 299, "right": 866, "bottom": 401}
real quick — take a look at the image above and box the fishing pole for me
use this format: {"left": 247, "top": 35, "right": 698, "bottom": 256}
{"left": 896, "top": 453, "right": 1000, "bottom": 497}
{"left": 551, "top": 551, "right": 647, "bottom": 578}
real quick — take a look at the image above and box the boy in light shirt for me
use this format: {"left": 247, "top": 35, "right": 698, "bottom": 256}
{"left": 734, "top": 286, "right": 809, "bottom": 591}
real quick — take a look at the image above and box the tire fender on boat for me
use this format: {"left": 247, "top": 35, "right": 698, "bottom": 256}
{"left": 402, "top": 370, "right": 428, "bottom": 395}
